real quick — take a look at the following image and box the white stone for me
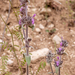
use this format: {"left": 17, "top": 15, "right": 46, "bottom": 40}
{"left": 31, "top": 71, "right": 33, "bottom": 74}
{"left": 2, "top": 53, "right": 6, "bottom": 56}
{"left": 70, "top": 30, "right": 75, "bottom": 34}
{"left": 7, "top": 34, "right": 11, "bottom": 36}
{"left": 48, "top": 24, "right": 54, "bottom": 28}
{"left": 40, "top": 8, "right": 51, "bottom": 14}
{"left": 56, "top": 28, "right": 58, "bottom": 30}
{"left": 74, "top": 42, "right": 75, "bottom": 44}
{"left": 53, "top": 35, "right": 61, "bottom": 44}
{"left": 39, "top": 24, "right": 44, "bottom": 29}
{"left": 47, "top": 70, "right": 48, "bottom": 72}
{"left": 30, "top": 48, "right": 49, "bottom": 62}
{"left": 0, "top": 39, "right": 3, "bottom": 43}
{"left": 35, "top": 28, "right": 41, "bottom": 32}
{"left": 54, "top": 0, "right": 61, "bottom": 4}
{"left": 0, "top": 39, "right": 3, "bottom": 49}
{"left": 72, "top": 45, "right": 75, "bottom": 46}
{"left": 32, "top": 8, "right": 37, "bottom": 11}
{"left": 36, "top": 35, "right": 40, "bottom": 38}
{"left": 7, "top": 59, "right": 13, "bottom": 65}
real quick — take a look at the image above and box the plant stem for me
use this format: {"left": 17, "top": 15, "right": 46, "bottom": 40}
{"left": 50, "top": 63, "right": 54, "bottom": 75}
{"left": 26, "top": 24, "right": 29, "bottom": 75}
{"left": 25, "top": 2, "right": 29, "bottom": 75}
{"left": 58, "top": 67, "right": 60, "bottom": 75}
{"left": 58, "top": 55, "right": 61, "bottom": 75}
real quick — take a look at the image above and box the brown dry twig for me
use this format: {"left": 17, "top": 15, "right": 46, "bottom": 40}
{"left": 0, "top": 0, "right": 11, "bottom": 51}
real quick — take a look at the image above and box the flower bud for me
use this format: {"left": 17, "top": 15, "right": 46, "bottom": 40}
{"left": 60, "top": 39, "right": 68, "bottom": 47}
{"left": 20, "top": 6, "right": 26, "bottom": 15}
{"left": 46, "top": 51, "right": 54, "bottom": 63}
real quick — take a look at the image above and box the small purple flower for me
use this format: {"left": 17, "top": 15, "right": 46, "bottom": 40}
{"left": 56, "top": 47, "right": 64, "bottom": 55}
{"left": 57, "top": 56, "right": 59, "bottom": 60}
{"left": 33, "top": 14, "right": 36, "bottom": 17}
{"left": 32, "top": 18, "right": 34, "bottom": 24}
{"left": 59, "top": 48, "right": 62, "bottom": 52}
{"left": 32, "top": 14, "right": 36, "bottom": 24}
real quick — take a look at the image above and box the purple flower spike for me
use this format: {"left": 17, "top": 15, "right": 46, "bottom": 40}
{"left": 54, "top": 57, "right": 63, "bottom": 67}
{"left": 33, "top": 14, "right": 36, "bottom": 17}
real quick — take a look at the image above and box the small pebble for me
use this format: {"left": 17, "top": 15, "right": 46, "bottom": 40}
{"left": 39, "top": 24, "right": 44, "bottom": 29}
{"left": 35, "top": 28, "right": 41, "bottom": 32}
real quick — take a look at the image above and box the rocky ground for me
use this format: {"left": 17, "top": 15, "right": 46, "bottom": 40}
{"left": 0, "top": 0, "right": 75, "bottom": 75}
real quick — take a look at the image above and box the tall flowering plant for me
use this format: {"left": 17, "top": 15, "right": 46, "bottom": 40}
{"left": 46, "top": 38, "right": 68, "bottom": 75}
{"left": 19, "top": 0, "right": 36, "bottom": 75}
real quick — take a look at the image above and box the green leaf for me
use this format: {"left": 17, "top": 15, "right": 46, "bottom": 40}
{"left": 45, "top": 30, "right": 49, "bottom": 32}
{"left": 5, "top": 71, "right": 11, "bottom": 75}
{"left": 69, "top": 1, "right": 72, "bottom": 3}
{"left": 50, "top": 29, "right": 56, "bottom": 33}
{"left": 25, "top": 55, "right": 31, "bottom": 66}
{"left": 19, "top": 67, "right": 21, "bottom": 70}
{"left": 4, "top": 46, "right": 7, "bottom": 49}
{"left": 0, "top": 42, "right": 3, "bottom": 44}
{"left": 55, "top": 67, "right": 59, "bottom": 74}
{"left": 29, "top": 25, "right": 35, "bottom": 30}
{"left": 29, "top": 53, "right": 32, "bottom": 55}
{"left": 63, "top": 52, "right": 67, "bottom": 55}
{"left": 21, "top": 51, "right": 23, "bottom": 54}
{"left": 21, "top": 61, "right": 25, "bottom": 66}
{"left": 14, "top": 45, "right": 19, "bottom": 47}
{"left": 53, "top": 29, "right": 56, "bottom": 32}
{"left": 48, "top": 72, "right": 52, "bottom": 74}
{"left": 37, "top": 65, "right": 41, "bottom": 72}
{"left": 43, "top": 62, "right": 46, "bottom": 68}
